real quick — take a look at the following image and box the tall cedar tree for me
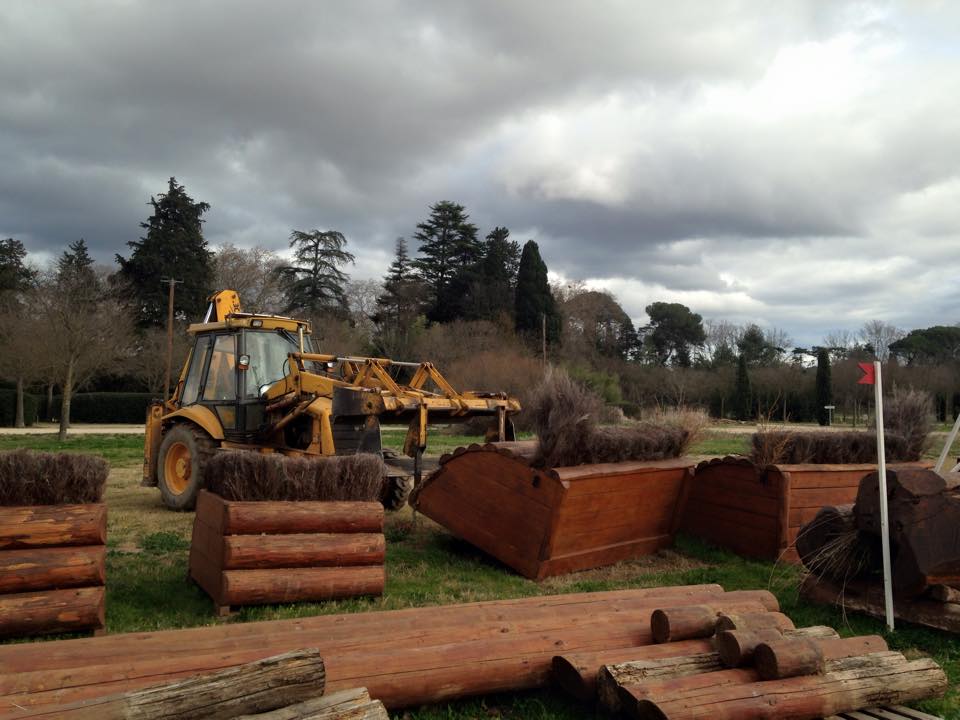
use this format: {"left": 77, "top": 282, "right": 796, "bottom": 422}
{"left": 0, "top": 238, "right": 35, "bottom": 296}
{"left": 815, "top": 347, "right": 833, "bottom": 426}
{"left": 471, "top": 226, "right": 520, "bottom": 322}
{"left": 277, "top": 229, "right": 355, "bottom": 317}
{"left": 411, "top": 201, "right": 481, "bottom": 323}
{"left": 514, "top": 240, "right": 560, "bottom": 344}
{"left": 116, "top": 178, "right": 212, "bottom": 327}
{"left": 732, "top": 353, "right": 752, "bottom": 420}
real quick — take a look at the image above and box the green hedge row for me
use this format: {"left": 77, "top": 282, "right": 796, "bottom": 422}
{"left": 50, "top": 393, "right": 155, "bottom": 424}
{"left": 0, "top": 389, "right": 39, "bottom": 427}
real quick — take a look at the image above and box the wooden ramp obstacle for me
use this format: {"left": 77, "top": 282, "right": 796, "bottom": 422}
{"left": 680, "top": 457, "right": 930, "bottom": 563}
{"left": 411, "top": 440, "right": 694, "bottom": 579}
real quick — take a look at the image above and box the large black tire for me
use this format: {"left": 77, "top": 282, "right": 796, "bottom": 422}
{"left": 157, "top": 424, "right": 215, "bottom": 511}
{"left": 381, "top": 475, "right": 413, "bottom": 511}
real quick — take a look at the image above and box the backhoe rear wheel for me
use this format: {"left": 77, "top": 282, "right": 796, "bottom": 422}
{"left": 381, "top": 476, "right": 414, "bottom": 511}
{"left": 157, "top": 424, "right": 214, "bottom": 511}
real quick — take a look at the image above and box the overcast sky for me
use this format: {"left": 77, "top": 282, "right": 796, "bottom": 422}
{"left": 2, "top": 1, "right": 958, "bottom": 346}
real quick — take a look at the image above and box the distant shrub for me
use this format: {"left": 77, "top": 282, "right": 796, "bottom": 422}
{"left": 0, "top": 450, "right": 108, "bottom": 505}
{"left": 0, "top": 389, "right": 39, "bottom": 427}
{"left": 51, "top": 393, "right": 154, "bottom": 424}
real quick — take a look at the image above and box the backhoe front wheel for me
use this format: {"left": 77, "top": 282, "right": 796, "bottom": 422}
{"left": 157, "top": 424, "right": 214, "bottom": 511}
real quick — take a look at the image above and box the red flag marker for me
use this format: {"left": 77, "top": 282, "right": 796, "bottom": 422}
{"left": 857, "top": 362, "right": 875, "bottom": 385}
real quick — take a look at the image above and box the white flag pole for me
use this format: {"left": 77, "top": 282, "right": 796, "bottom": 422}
{"left": 873, "top": 360, "right": 894, "bottom": 631}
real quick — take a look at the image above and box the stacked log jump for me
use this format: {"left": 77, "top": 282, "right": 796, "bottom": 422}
{"left": 0, "top": 584, "right": 780, "bottom": 715}
{"left": 680, "top": 457, "right": 929, "bottom": 563}
{"left": 411, "top": 441, "right": 694, "bottom": 578}
{"left": 553, "top": 602, "right": 946, "bottom": 720}
{"left": 0, "top": 450, "right": 109, "bottom": 639}
{"left": 189, "top": 490, "right": 385, "bottom": 614}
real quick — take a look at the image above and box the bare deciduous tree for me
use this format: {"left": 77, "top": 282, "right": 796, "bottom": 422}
{"left": 859, "top": 319, "right": 904, "bottom": 362}
{"left": 212, "top": 243, "right": 286, "bottom": 313}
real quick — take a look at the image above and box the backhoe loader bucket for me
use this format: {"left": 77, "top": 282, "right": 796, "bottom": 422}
{"left": 410, "top": 441, "right": 694, "bottom": 579}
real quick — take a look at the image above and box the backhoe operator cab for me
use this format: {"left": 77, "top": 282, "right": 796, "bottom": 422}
{"left": 143, "top": 290, "right": 520, "bottom": 511}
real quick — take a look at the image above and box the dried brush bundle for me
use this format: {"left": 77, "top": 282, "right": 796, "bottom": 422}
{"left": 206, "top": 451, "right": 385, "bottom": 502}
{"left": 884, "top": 387, "right": 933, "bottom": 462}
{"left": 0, "top": 449, "right": 108, "bottom": 505}
{"left": 528, "top": 369, "right": 699, "bottom": 468}
{"left": 751, "top": 430, "right": 916, "bottom": 465}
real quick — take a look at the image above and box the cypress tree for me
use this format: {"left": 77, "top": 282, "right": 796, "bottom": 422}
{"left": 514, "top": 240, "right": 560, "bottom": 344}
{"left": 815, "top": 347, "right": 833, "bottom": 426}
{"left": 116, "top": 177, "right": 212, "bottom": 327}
{"left": 732, "top": 354, "right": 752, "bottom": 420}
{"left": 471, "top": 226, "right": 520, "bottom": 322}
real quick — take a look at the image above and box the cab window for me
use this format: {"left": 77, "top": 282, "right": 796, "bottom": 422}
{"left": 203, "top": 335, "right": 237, "bottom": 402}
{"left": 181, "top": 336, "right": 211, "bottom": 405}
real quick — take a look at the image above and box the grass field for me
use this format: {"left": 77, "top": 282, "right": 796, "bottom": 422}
{"left": 0, "top": 430, "right": 957, "bottom": 718}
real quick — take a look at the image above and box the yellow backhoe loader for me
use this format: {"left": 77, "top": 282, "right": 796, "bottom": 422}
{"left": 142, "top": 290, "right": 520, "bottom": 510}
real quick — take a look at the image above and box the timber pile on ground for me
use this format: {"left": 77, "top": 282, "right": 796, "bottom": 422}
{"left": 679, "top": 456, "right": 930, "bottom": 563}
{"left": 13, "top": 649, "right": 388, "bottom": 719}
{"left": 553, "top": 603, "right": 946, "bottom": 719}
{"left": 189, "top": 490, "right": 385, "bottom": 614}
{"left": 798, "top": 467, "right": 960, "bottom": 631}
{"left": 0, "top": 450, "right": 108, "bottom": 638}
{"left": 411, "top": 441, "right": 694, "bottom": 578}
{"left": 0, "top": 585, "right": 781, "bottom": 715}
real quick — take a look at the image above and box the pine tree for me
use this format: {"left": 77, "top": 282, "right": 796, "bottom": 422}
{"left": 58, "top": 239, "right": 99, "bottom": 298}
{"left": 277, "top": 229, "right": 355, "bottom": 317}
{"left": 372, "top": 238, "right": 427, "bottom": 357}
{"left": 815, "top": 347, "right": 833, "bottom": 426}
{"left": 471, "top": 226, "right": 520, "bottom": 322}
{"left": 514, "top": 240, "right": 560, "bottom": 344}
{"left": 116, "top": 177, "right": 212, "bottom": 327}
{"left": 0, "top": 238, "right": 34, "bottom": 296}
{"left": 411, "top": 201, "right": 481, "bottom": 323}
{"left": 732, "top": 354, "right": 752, "bottom": 420}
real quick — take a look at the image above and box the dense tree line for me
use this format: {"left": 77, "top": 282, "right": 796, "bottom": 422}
{"left": 1, "top": 178, "right": 956, "bottom": 431}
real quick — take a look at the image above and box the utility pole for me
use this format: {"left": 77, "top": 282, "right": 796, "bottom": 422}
{"left": 541, "top": 312, "right": 547, "bottom": 368}
{"left": 161, "top": 278, "right": 181, "bottom": 401}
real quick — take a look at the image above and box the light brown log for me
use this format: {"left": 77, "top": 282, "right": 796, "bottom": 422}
{"left": 754, "top": 634, "right": 889, "bottom": 680}
{"left": 221, "top": 566, "right": 385, "bottom": 605}
{"left": 715, "top": 626, "right": 838, "bottom": 667}
{"left": 927, "top": 583, "right": 960, "bottom": 604}
{"left": 232, "top": 687, "right": 388, "bottom": 720}
{"left": 551, "top": 639, "right": 715, "bottom": 701}
{"left": 222, "top": 533, "right": 385, "bottom": 570}
{"left": 197, "top": 491, "right": 383, "bottom": 536}
{"left": 0, "top": 546, "right": 105, "bottom": 594}
{"left": 630, "top": 653, "right": 946, "bottom": 720}
{"left": 651, "top": 601, "right": 774, "bottom": 643}
{"left": 35, "top": 649, "right": 326, "bottom": 719}
{"left": 0, "top": 504, "right": 106, "bottom": 550}
{"left": 598, "top": 653, "right": 722, "bottom": 714}
{"left": 0, "top": 586, "right": 104, "bottom": 638}
{"left": 714, "top": 611, "right": 795, "bottom": 633}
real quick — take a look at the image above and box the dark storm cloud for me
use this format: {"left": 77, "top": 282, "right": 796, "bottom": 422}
{"left": 1, "top": 1, "right": 959, "bottom": 345}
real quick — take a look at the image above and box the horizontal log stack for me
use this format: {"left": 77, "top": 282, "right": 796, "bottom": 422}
{"left": 411, "top": 441, "right": 694, "bottom": 578}
{"left": 799, "top": 467, "right": 960, "bottom": 632}
{"left": 554, "top": 604, "right": 947, "bottom": 720}
{"left": 0, "top": 503, "right": 106, "bottom": 638}
{"left": 680, "top": 457, "right": 930, "bottom": 563}
{"left": 189, "top": 490, "right": 385, "bottom": 614}
{"left": 0, "top": 585, "right": 780, "bottom": 715}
